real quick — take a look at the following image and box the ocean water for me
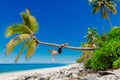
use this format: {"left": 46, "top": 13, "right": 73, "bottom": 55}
{"left": 0, "top": 63, "right": 68, "bottom": 73}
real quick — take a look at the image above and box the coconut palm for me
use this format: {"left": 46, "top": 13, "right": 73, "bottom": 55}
{"left": 89, "top": 0, "right": 117, "bottom": 28}
{"left": 84, "top": 28, "right": 98, "bottom": 47}
{"left": 5, "top": 9, "right": 38, "bottom": 62}
{"left": 5, "top": 9, "right": 98, "bottom": 63}
{"left": 77, "top": 28, "right": 98, "bottom": 63}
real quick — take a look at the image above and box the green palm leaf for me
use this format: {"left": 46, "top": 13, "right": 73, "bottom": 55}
{"left": 6, "top": 34, "right": 31, "bottom": 48}
{"left": 20, "top": 9, "right": 38, "bottom": 33}
{"left": 84, "top": 28, "right": 98, "bottom": 47}
{"left": 5, "top": 24, "right": 31, "bottom": 37}
{"left": 5, "top": 34, "right": 31, "bottom": 55}
{"left": 106, "top": 2, "right": 116, "bottom": 14}
{"left": 15, "top": 34, "right": 31, "bottom": 41}
{"left": 101, "top": 8, "right": 108, "bottom": 18}
{"left": 15, "top": 41, "right": 29, "bottom": 63}
{"left": 92, "top": 3, "right": 100, "bottom": 14}
{"left": 5, "top": 38, "right": 22, "bottom": 56}
{"left": 26, "top": 40, "right": 36, "bottom": 60}
{"left": 26, "top": 9, "right": 38, "bottom": 32}
{"left": 6, "top": 45, "right": 14, "bottom": 56}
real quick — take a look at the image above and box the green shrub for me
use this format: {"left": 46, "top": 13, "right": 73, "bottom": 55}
{"left": 90, "top": 56, "right": 108, "bottom": 70}
{"left": 84, "top": 58, "right": 91, "bottom": 69}
{"left": 113, "top": 58, "right": 120, "bottom": 68}
{"left": 108, "top": 27, "right": 120, "bottom": 39}
{"left": 84, "top": 27, "right": 120, "bottom": 70}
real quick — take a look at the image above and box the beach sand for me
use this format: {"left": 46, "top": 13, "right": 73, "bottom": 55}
{"left": 0, "top": 64, "right": 80, "bottom": 80}
{"left": 1, "top": 63, "right": 120, "bottom": 80}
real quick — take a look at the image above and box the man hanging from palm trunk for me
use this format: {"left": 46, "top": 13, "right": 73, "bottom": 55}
{"left": 48, "top": 43, "right": 68, "bottom": 63}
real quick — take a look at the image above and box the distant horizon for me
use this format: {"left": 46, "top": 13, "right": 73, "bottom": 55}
{"left": 0, "top": 0, "right": 120, "bottom": 63}
{"left": 0, "top": 60, "right": 75, "bottom": 64}
{"left": 0, "top": 61, "right": 75, "bottom": 64}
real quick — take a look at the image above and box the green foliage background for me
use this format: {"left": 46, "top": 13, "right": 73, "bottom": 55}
{"left": 84, "top": 27, "right": 120, "bottom": 70}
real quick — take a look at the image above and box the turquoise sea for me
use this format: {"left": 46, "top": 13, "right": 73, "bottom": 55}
{"left": 0, "top": 63, "right": 68, "bottom": 73}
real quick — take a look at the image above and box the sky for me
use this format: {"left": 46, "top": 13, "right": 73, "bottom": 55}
{"left": 0, "top": 0, "right": 120, "bottom": 63}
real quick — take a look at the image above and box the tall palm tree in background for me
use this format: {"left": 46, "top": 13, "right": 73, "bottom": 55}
{"left": 89, "top": 0, "right": 117, "bottom": 28}
{"left": 84, "top": 27, "right": 98, "bottom": 47}
{"left": 5, "top": 9, "right": 38, "bottom": 62}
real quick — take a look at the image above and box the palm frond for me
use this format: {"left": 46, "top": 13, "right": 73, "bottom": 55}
{"left": 15, "top": 41, "right": 29, "bottom": 63}
{"left": 101, "top": 8, "right": 108, "bottom": 18}
{"left": 26, "top": 39, "right": 36, "bottom": 60}
{"left": 20, "top": 9, "right": 38, "bottom": 33}
{"left": 5, "top": 45, "right": 14, "bottom": 56}
{"left": 6, "top": 34, "right": 31, "bottom": 47}
{"left": 92, "top": 3, "right": 100, "bottom": 14}
{"left": 5, "top": 24, "right": 30, "bottom": 37}
{"left": 5, "top": 34, "right": 31, "bottom": 55}
{"left": 5, "top": 40, "right": 21, "bottom": 56}
{"left": 106, "top": 2, "right": 116, "bottom": 14}
{"left": 26, "top": 9, "right": 38, "bottom": 33}
{"left": 29, "top": 16, "right": 38, "bottom": 32}
{"left": 15, "top": 34, "right": 31, "bottom": 41}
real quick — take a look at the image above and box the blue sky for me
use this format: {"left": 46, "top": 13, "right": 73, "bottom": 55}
{"left": 0, "top": 0, "right": 120, "bottom": 63}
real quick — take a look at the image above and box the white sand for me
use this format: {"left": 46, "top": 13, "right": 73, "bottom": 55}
{"left": 0, "top": 64, "right": 79, "bottom": 80}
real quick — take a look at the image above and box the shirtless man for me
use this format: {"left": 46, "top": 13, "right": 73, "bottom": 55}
{"left": 48, "top": 43, "right": 68, "bottom": 63}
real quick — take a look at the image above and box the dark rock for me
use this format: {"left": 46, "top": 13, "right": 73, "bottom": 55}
{"left": 66, "top": 73, "right": 73, "bottom": 77}
{"left": 86, "top": 69, "right": 96, "bottom": 73}
{"left": 25, "top": 76, "right": 31, "bottom": 80}
{"left": 39, "top": 77, "right": 49, "bottom": 80}
{"left": 75, "top": 77, "right": 81, "bottom": 80}
{"left": 39, "top": 78, "right": 45, "bottom": 80}
{"left": 98, "top": 71, "right": 115, "bottom": 76}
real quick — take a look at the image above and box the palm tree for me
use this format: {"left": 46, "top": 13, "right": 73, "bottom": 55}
{"left": 89, "top": 0, "right": 117, "bottom": 28}
{"left": 76, "top": 28, "right": 98, "bottom": 63}
{"left": 5, "top": 9, "right": 38, "bottom": 62}
{"left": 84, "top": 27, "right": 98, "bottom": 47}
{"left": 5, "top": 9, "right": 98, "bottom": 63}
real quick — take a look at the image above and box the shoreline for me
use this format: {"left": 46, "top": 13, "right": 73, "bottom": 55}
{"left": 0, "top": 63, "right": 81, "bottom": 80}
{"left": 0, "top": 63, "right": 68, "bottom": 74}
{"left": 1, "top": 63, "right": 120, "bottom": 80}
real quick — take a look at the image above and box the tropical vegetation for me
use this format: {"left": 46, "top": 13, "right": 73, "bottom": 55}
{"left": 84, "top": 27, "right": 120, "bottom": 70}
{"left": 84, "top": 28, "right": 98, "bottom": 47}
{"left": 81, "top": 0, "right": 120, "bottom": 71}
{"left": 76, "top": 28, "right": 98, "bottom": 63}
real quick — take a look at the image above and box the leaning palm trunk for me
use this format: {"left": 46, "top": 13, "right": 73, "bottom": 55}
{"left": 32, "top": 36, "right": 98, "bottom": 50}
{"left": 107, "top": 15, "right": 113, "bottom": 28}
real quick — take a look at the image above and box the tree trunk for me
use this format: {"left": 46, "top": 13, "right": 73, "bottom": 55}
{"left": 107, "top": 15, "right": 113, "bottom": 28}
{"left": 32, "top": 36, "right": 98, "bottom": 50}
{"left": 100, "top": 17, "right": 106, "bottom": 33}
